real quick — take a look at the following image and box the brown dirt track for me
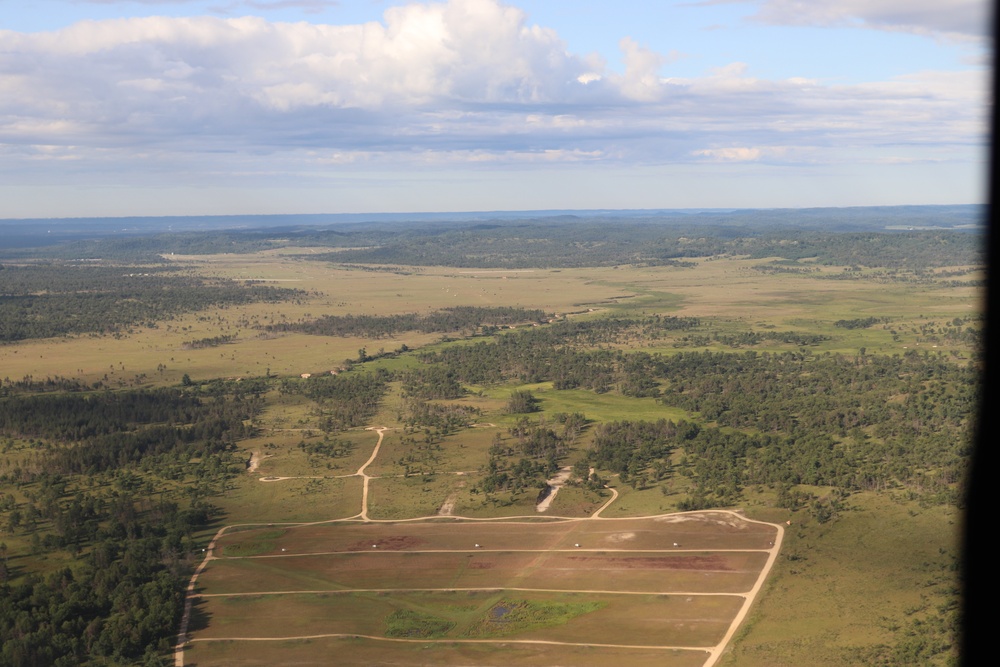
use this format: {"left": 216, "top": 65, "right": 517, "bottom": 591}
{"left": 212, "top": 514, "right": 775, "bottom": 557}
{"left": 200, "top": 549, "right": 768, "bottom": 595}
{"left": 184, "top": 636, "right": 712, "bottom": 667}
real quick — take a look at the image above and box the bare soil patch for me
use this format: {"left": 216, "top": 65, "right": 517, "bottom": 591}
{"left": 347, "top": 535, "right": 424, "bottom": 551}
{"left": 567, "top": 555, "right": 732, "bottom": 571}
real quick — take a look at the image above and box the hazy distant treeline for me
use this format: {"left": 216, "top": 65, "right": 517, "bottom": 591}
{"left": 2, "top": 211, "right": 983, "bottom": 270}
{"left": 313, "top": 228, "right": 981, "bottom": 270}
{"left": 270, "top": 306, "right": 548, "bottom": 338}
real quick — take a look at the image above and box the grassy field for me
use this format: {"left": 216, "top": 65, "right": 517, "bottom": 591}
{"left": 210, "top": 513, "right": 775, "bottom": 557}
{"left": 219, "top": 474, "right": 364, "bottom": 524}
{"left": 721, "top": 493, "right": 962, "bottom": 666}
{"left": 191, "top": 589, "right": 741, "bottom": 646}
{"left": 202, "top": 549, "right": 767, "bottom": 595}
{"left": 188, "top": 513, "right": 772, "bottom": 663}
{"left": 0, "top": 257, "right": 979, "bottom": 388}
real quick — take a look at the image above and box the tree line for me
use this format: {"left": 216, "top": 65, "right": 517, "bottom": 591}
{"left": 269, "top": 306, "right": 548, "bottom": 339}
{"left": 0, "top": 264, "right": 301, "bottom": 341}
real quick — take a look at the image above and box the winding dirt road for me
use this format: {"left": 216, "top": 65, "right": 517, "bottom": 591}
{"left": 357, "top": 426, "right": 386, "bottom": 521}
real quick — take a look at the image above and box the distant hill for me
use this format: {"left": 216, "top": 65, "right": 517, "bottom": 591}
{"left": 0, "top": 204, "right": 983, "bottom": 251}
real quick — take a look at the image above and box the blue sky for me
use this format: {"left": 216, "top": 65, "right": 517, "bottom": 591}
{"left": 0, "top": 0, "right": 990, "bottom": 217}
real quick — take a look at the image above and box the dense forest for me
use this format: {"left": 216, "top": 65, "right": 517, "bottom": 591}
{"left": 287, "top": 371, "right": 390, "bottom": 432}
{"left": 0, "top": 264, "right": 302, "bottom": 341}
{"left": 417, "top": 326, "right": 975, "bottom": 507}
{"left": 0, "top": 380, "right": 268, "bottom": 666}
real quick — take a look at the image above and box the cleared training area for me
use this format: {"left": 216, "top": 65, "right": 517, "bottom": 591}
{"left": 173, "top": 426, "right": 784, "bottom": 667}
{"left": 182, "top": 512, "right": 781, "bottom": 666}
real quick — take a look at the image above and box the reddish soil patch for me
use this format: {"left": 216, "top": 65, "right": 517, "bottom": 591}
{"left": 567, "top": 555, "right": 732, "bottom": 571}
{"left": 469, "top": 562, "right": 495, "bottom": 569}
{"left": 346, "top": 535, "right": 424, "bottom": 551}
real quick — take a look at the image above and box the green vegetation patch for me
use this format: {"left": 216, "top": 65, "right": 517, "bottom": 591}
{"left": 222, "top": 529, "right": 286, "bottom": 557}
{"left": 464, "top": 598, "right": 606, "bottom": 638}
{"left": 271, "top": 306, "right": 548, "bottom": 338}
{"left": 384, "top": 608, "right": 456, "bottom": 638}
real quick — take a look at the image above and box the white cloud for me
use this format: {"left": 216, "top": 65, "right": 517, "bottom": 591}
{"left": 222, "top": 1, "right": 341, "bottom": 13}
{"left": 694, "top": 146, "right": 768, "bottom": 162}
{"left": 717, "top": 0, "right": 990, "bottom": 41}
{"left": 0, "top": 0, "right": 988, "bottom": 190}
{"left": 614, "top": 37, "right": 668, "bottom": 101}
{"left": 0, "top": 2, "right": 589, "bottom": 110}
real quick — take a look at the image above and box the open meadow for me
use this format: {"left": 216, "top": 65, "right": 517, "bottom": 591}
{"left": 0, "top": 255, "right": 980, "bottom": 387}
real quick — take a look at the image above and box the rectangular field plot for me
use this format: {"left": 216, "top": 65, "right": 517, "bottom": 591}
{"left": 202, "top": 550, "right": 766, "bottom": 595}
{"left": 191, "top": 589, "right": 741, "bottom": 648}
{"left": 213, "top": 511, "right": 777, "bottom": 558}
{"left": 192, "top": 513, "right": 776, "bottom": 665}
{"left": 185, "top": 635, "right": 711, "bottom": 667}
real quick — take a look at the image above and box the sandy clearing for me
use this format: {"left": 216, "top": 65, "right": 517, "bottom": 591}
{"left": 535, "top": 466, "right": 573, "bottom": 512}
{"left": 438, "top": 495, "right": 457, "bottom": 516}
{"left": 606, "top": 531, "right": 637, "bottom": 543}
{"left": 246, "top": 451, "right": 272, "bottom": 474}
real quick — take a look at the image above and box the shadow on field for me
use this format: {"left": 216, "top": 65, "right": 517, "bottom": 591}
{"left": 187, "top": 597, "right": 212, "bottom": 634}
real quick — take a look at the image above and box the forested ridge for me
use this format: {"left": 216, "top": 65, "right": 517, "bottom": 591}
{"left": 3, "top": 214, "right": 982, "bottom": 270}
{"left": 304, "top": 227, "right": 980, "bottom": 270}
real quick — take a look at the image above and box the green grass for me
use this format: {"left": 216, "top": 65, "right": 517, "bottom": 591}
{"left": 220, "top": 474, "right": 363, "bottom": 524}
{"left": 725, "top": 492, "right": 961, "bottom": 667}
{"left": 583, "top": 280, "right": 686, "bottom": 312}
{"left": 484, "top": 383, "right": 689, "bottom": 425}
{"left": 384, "top": 608, "right": 456, "bottom": 638}
{"left": 599, "top": 476, "right": 696, "bottom": 517}
{"left": 462, "top": 597, "right": 607, "bottom": 638}
{"left": 221, "top": 529, "right": 287, "bottom": 557}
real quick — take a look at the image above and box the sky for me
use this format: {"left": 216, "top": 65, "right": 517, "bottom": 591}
{"left": 0, "top": 0, "right": 992, "bottom": 218}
